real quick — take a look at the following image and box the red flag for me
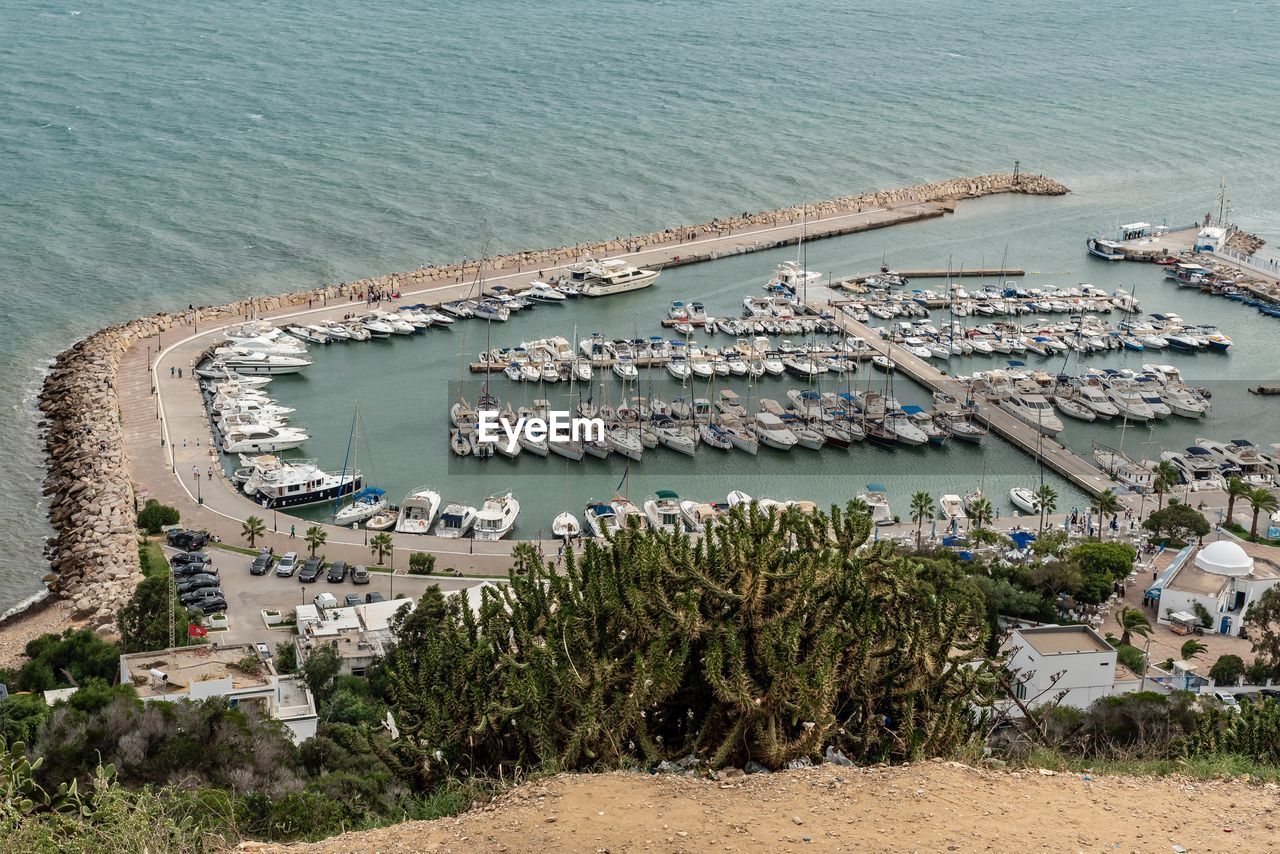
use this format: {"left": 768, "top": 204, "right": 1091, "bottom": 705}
{"left": 188, "top": 623, "right": 208, "bottom": 638}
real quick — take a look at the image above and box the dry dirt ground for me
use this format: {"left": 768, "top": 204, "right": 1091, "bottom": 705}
{"left": 246, "top": 761, "right": 1280, "bottom": 853}
{"left": 0, "top": 598, "right": 79, "bottom": 669}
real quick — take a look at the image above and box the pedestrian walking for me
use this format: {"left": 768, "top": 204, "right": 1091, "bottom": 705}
{"left": 170, "top": 366, "right": 175, "bottom": 377}
{"left": 192, "top": 465, "right": 198, "bottom": 479}
{"left": 207, "top": 466, "right": 213, "bottom": 479}
{"left": 290, "top": 524, "right": 296, "bottom": 539}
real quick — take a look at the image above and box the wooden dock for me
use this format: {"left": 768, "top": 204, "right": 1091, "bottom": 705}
{"left": 813, "top": 302, "right": 1117, "bottom": 497}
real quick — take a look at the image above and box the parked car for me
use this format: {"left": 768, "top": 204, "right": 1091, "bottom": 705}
{"left": 173, "top": 561, "right": 218, "bottom": 579}
{"left": 186, "top": 596, "right": 227, "bottom": 615}
{"left": 166, "top": 529, "right": 208, "bottom": 551}
{"left": 254, "top": 642, "right": 272, "bottom": 658}
{"left": 1260, "top": 688, "right": 1280, "bottom": 702}
{"left": 343, "top": 593, "right": 362, "bottom": 608}
{"left": 326, "top": 560, "right": 348, "bottom": 583}
{"left": 365, "top": 592, "right": 385, "bottom": 603}
{"left": 250, "top": 549, "right": 276, "bottom": 575}
{"left": 170, "top": 551, "right": 211, "bottom": 569}
{"left": 177, "top": 574, "right": 220, "bottom": 595}
{"left": 298, "top": 557, "right": 324, "bottom": 583}
{"left": 1212, "top": 691, "right": 1240, "bottom": 712}
{"left": 275, "top": 552, "right": 299, "bottom": 577}
{"left": 1236, "top": 691, "right": 1263, "bottom": 706}
{"left": 314, "top": 592, "right": 338, "bottom": 610}
{"left": 351, "top": 565, "right": 370, "bottom": 585}
{"left": 180, "top": 586, "right": 225, "bottom": 607}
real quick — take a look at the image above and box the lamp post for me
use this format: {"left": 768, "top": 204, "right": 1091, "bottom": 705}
{"left": 195, "top": 471, "right": 202, "bottom": 505}
{"left": 1139, "top": 634, "right": 1153, "bottom": 691}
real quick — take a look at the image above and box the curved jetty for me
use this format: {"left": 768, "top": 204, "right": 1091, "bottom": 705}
{"left": 27, "top": 172, "right": 1067, "bottom": 628}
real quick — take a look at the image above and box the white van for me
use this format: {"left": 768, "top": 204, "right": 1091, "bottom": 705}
{"left": 313, "top": 592, "right": 338, "bottom": 611}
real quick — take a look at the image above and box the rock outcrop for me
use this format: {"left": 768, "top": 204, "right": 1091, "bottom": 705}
{"left": 34, "top": 173, "right": 1067, "bottom": 626}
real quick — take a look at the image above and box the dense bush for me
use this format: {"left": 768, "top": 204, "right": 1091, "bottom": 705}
{"left": 407, "top": 552, "right": 435, "bottom": 575}
{"left": 137, "top": 500, "right": 180, "bottom": 536}
{"left": 1209, "top": 654, "right": 1246, "bottom": 686}
{"left": 382, "top": 503, "right": 993, "bottom": 784}
{"left": 10, "top": 629, "right": 120, "bottom": 693}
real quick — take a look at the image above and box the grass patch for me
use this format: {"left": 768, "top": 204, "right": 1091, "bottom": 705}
{"left": 139, "top": 539, "right": 168, "bottom": 579}
{"left": 1224, "top": 521, "right": 1280, "bottom": 547}
{"left": 211, "top": 542, "right": 261, "bottom": 556}
{"left": 1012, "top": 747, "right": 1280, "bottom": 782}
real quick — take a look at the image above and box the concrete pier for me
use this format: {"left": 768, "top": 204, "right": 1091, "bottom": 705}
{"left": 815, "top": 303, "right": 1117, "bottom": 497}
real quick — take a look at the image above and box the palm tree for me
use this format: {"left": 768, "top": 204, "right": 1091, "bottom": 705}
{"left": 1179, "top": 638, "right": 1208, "bottom": 662}
{"left": 1115, "top": 606, "right": 1152, "bottom": 646}
{"left": 1153, "top": 460, "right": 1180, "bottom": 510}
{"left": 1032, "top": 484, "right": 1057, "bottom": 532}
{"left": 1225, "top": 476, "right": 1249, "bottom": 526}
{"left": 304, "top": 525, "right": 327, "bottom": 557}
{"left": 910, "top": 491, "right": 934, "bottom": 547}
{"left": 241, "top": 515, "right": 265, "bottom": 548}
{"left": 1247, "top": 487, "right": 1279, "bottom": 540}
{"left": 370, "top": 531, "right": 394, "bottom": 566}
{"left": 969, "top": 497, "right": 995, "bottom": 530}
{"left": 1090, "top": 489, "right": 1122, "bottom": 541}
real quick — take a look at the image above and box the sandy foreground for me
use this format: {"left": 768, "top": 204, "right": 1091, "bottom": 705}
{"left": 244, "top": 761, "right": 1280, "bottom": 853}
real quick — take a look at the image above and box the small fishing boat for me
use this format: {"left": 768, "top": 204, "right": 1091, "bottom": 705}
{"left": 871, "top": 355, "right": 896, "bottom": 372}
{"left": 643, "top": 490, "right": 683, "bottom": 533}
{"left": 679, "top": 500, "right": 718, "bottom": 533}
{"left": 449, "top": 428, "right": 472, "bottom": 456}
{"left": 938, "top": 494, "right": 967, "bottom": 524}
{"left": 434, "top": 503, "right": 478, "bottom": 538}
{"left": 1052, "top": 391, "right": 1096, "bottom": 422}
{"left": 364, "top": 508, "right": 398, "bottom": 531}
{"left": 552, "top": 511, "right": 581, "bottom": 540}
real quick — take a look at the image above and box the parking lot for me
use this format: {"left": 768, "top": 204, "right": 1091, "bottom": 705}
{"left": 164, "top": 541, "right": 488, "bottom": 648}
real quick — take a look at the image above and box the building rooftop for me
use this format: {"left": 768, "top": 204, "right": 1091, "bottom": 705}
{"left": 1015, "top": 625, "right": 1112, "bottom": 655}
{"left": 274, "top": 675, "right": 316, "bottom": 721}
{"left": 121, "top": 644, "right": 273, "bottom": 698}
{"left": 1167, "top": 541, "right": 1280, "bottom": 597}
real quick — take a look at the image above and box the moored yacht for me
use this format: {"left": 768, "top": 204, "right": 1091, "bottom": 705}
{"left": 474, "top": 492, "right": 520, "bottom": 540}
{"left": 395, "top": 487, "right": 443, "bottom": 534}
{"left": 643, "top": 490, "right": 684, "bottom": 533}
{"left": 243, "top": 459, "right": 362, "bottom": 508}
{"left": 434, "top": 503, "right": 478, "bottom": 538}
{"left": 568, "top": 258, "right": 661, "bottom": 297}
{"left": 1000, "top": 392, "right": 1064, "bottom": 436}
{"left": 332, "top": 487, "right": 388, "bottom": 525}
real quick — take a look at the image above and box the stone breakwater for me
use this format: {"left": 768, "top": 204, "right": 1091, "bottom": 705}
{"left": 31, "top": 172, "right": 1066, "bottom": 627}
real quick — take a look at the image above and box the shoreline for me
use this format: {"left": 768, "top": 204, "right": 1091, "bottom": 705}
{"left": 5, "top": 172, "right": 1068, "bottom": 632}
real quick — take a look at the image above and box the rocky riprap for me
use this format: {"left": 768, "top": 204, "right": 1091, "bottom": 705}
{"left": 34, "top": 172, "right": 1067, "bottom": 626}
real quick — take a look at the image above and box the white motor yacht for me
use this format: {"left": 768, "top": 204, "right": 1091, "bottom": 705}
{"left": 679, "top": 500, "right": 718, "bottom": 533}
{"left": 395, "top": 487, "right": 443, "bottom": 534}
{"left": 242, "top": 459, "right": 361, "bottom": 508}
{"left": 1000, "top": 392, "right": 1064, "bottom": 436}
{"left": 612, "top": 354, "right": 639, "bottom": 380}
{"left": 223, "top": 425, "right": 310, "bottom": 454}
{"left": 1105, "top": 383, "right": 1156, "bottom": 421}
{"left": 214, "top": 350, "right": 312, "bottom": 375}
{"left": 526, "top": 280, "right": 568, "bottom": 303}
{"left": 754, "top": 412, "right": 798, "bottom": 450}
{"left": 857, "top": 488, "right": 894, "bottom": 526}
{"left": 474, "top": 492, "right": 520, "bottom": 540}
{"left": 1075, "top": 383, "right": 1119, "bottom": 419}
{"left": 938, "top": 494, "right": 967, "bottom": 524}
{"left": 584, "top": 502, "right": 621, "bottom": 537}
{"left": 568, "top": 258, "right": 661, "bottom": 297}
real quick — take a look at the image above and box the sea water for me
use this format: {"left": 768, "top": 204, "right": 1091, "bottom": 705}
{"left": 2, "top": 0, "right": 1279, "bottom": 610}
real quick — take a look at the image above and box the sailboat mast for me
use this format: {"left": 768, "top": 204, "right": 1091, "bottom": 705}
{"left": 334, "top": 405, "right": 358, "bottom": 514}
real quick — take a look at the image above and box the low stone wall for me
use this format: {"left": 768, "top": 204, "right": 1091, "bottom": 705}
{"left": 34, "top": 172, "right": 1067, "bottom": 626}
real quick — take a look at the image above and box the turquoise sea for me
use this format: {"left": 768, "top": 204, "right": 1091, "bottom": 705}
{"left": 3, "top": 0, "right": 1279, "bottom": 612}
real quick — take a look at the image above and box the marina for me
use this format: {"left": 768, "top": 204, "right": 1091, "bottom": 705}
{"left": 99, "top": 180, "right": 1277, "bottom": 582}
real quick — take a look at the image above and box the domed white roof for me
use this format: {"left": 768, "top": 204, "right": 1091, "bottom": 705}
{"left": 1195, "top": 541, "right": 1253, "bottom": 577}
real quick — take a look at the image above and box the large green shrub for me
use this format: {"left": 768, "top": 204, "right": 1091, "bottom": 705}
{"left": 136, "top": 500, "right": 180, "bottom": 536}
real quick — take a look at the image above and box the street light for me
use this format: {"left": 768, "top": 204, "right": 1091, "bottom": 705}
{"left": 195, "top": 471, "right": 202, "bottom": 505}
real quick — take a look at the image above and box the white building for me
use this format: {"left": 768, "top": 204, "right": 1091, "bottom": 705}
{"left": 296, "top": 597, "right": 416, "bottom": 677}
{"left": 1154, "top": 540, "right": 1280, "bottom": 637}
{"left": 119, "top": 644, "right": 317, "bottom": 743}
{"left": 1195, "top": 226, "right": 1227, "bottom": 252}
{"left": 1000, "top": 625, "right": 1137, "bottom": 710}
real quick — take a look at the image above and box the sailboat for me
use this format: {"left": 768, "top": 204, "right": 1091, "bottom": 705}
{"left": 330, "top": 406, "right": 386, "bottom": 525}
